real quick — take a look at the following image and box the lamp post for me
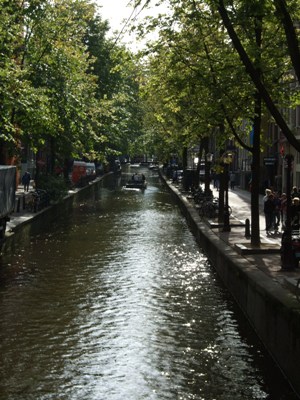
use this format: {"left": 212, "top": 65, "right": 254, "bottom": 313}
{"left": 281, "top": 154, "right": 295, "bottom": 270}
{"left": 222, "top": 153, "right": 232, "bottom": 232}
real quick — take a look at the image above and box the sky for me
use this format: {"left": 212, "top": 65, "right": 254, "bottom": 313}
{"left": 95, "top": 0, "right": 168, "bottom": 50}
{"left": 96, "top": 0, "right": 133, "bottom": 32}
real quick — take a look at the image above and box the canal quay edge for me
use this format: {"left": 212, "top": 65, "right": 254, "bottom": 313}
{"left": 2, "top": 169, "right": 300, "bottom": 397}
{"left": 2, "top": 173, "right": 111, "bottom": 254}
{"left": 159, "top": 171, "right": 300, "bottom": 397}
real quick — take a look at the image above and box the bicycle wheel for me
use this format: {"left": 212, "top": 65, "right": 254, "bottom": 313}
{"left": 207, "top": 204, "right": 216, "bottom": 218}
{"left": 198, "top": 203, "right": 205, "bottom": 217}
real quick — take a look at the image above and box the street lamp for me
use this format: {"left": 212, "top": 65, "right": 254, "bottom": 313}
{"left": 281, "top": 154, "right": 295, "bottom": 270}
{"left": 222, "top": 152, "right": 233, "bottom": 232}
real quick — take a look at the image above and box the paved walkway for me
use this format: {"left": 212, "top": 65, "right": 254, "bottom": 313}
{"left": 6, "top": 183, "right": 39, "bottom": 232}
{"left": 171, "top": 181, "right": 300, "bottom": 295}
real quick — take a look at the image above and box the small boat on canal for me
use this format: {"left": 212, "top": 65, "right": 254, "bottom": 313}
{"left": 125, "top": 173, "right": 147, "bottom": 189}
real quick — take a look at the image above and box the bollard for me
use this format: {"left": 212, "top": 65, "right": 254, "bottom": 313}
{"left": 22, "top": 194, "right": 26, "bottom": 210}
{"left": 245, "top": 218, "right": 251, "bottom": 237}
{"left": 16, "top": 197, "right": 20, "bottom": 213}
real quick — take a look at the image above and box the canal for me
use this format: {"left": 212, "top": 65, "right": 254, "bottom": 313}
{"left": 0, "top": 167, "right": 297, "bottom": 400}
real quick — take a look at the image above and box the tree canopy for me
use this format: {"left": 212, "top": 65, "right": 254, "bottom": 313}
{"left": 134, "top": 0, "right": 300, "bottom": 156}
{"left": 0, "top": 0, "right": 145, "bottom": 170}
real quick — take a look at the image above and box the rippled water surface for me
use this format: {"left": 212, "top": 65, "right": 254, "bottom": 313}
{"left": 0, "top": 168, "right": 297, "bottom": 400}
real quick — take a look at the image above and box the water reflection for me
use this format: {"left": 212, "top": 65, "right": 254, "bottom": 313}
{"left": 0, "top": 169, "right": 296, "bottom": 399}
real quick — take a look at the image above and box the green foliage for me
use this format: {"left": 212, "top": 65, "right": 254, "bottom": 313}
{"left": 0, "top": 0, "right": 145, "bottom": 168}
{"left": 37, "top": 174, "right": 68, "bottom": 203}
{"left": 134, "top": 0, "right": 300, "bottom": 159}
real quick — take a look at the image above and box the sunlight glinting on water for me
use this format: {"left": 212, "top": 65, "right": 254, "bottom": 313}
{"left": 0, "top": 170, "right": 296, "bottom": 399}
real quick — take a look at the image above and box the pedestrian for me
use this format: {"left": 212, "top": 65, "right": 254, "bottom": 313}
{"left": 273, "top": 191, "right": 281, "bottom": 231}
{"left": 263, "top": 188, "right": 272, "bottom": 202}
{"left": 280, "top": 193, "right": 287, "bottom": 229}
{"left": 22, "top": 171, "right": 31, "bottom": 192}
{"left": 248, "top": 177, "right": 252, "bottom": 192}
{"left": 172, "top": 169, "right": 178, "bottom": 183}
{"left": 291, "top": 197, "right": 300, "bottom": 229}
{"left": 291, "top": 186, "right": 300, "bottom": 198}
{"left": 264, "top": 192, "right": 275, "bottom": 232}
{"left": 214, "top": 173, "right": 220, "bottom": 191}
{"left": 229, "top": 171, "right": 236, "bottom": 190}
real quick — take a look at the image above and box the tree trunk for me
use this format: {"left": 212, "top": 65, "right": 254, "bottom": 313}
{"left": 250, "top": 14, "right": 263, "bottom": 247}
{"left": 218, "top": 166, "right": 225, "bottom": 223}
{"left": 251, "top": 93, "right": 261, "bottom": 246}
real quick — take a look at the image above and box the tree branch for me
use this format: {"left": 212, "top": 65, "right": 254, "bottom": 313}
{"left": 274, "top": 0, "right": 300, "bottom": 82}
{"left": 217, "top": 0, "right": 300, "bottom": 152}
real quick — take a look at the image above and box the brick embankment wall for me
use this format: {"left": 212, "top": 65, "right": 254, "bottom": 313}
{"left": 160, "top": 173, "right": 300, "bottom": 397}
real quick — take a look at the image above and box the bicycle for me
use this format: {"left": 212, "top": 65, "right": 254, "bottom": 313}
{"left": 26, "top": 189, "right": 49, "bottom": 212}
{"left": 26, "top": 191, "right": 40, "bottom": 212}
{"left": 198, "top": 197, "right": 219, "bottom": 218}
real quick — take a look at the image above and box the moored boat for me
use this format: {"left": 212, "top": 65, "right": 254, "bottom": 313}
{"left": 125, "top": 173, "right": 147, "bottom": 189}
{"left": 125, "top": 180, "right": 147, "bottom": 189}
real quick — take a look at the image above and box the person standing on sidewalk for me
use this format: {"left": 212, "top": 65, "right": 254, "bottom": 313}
{"left": 264, "top": 191, "right": 275, "bottom": 232}
{"left": 280, "top": 193, "right": 287, "bottom": 229}
{"left": 291, "top": 197, "right": 300, "bottom": 228}
{"left": 22, "top": 171, "right": 31, "bottom": 192}
{"left": 229, "top": 171, "right": 236, "bottom": 190}
{"left": 273, "top": 191, "right": 281, "bottom": 231}
{"left": 291, "top": 186, "right": 300, "bottom": 198}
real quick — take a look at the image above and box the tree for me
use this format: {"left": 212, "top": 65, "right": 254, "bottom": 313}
{"left": 136, "top": 0, "right": 300, "bottom": 245}
{"left": 0, "top": 0, "right": 147, "bottom": 181}
{"left": 216, "top": 0, "right": 300, "bottom": 152}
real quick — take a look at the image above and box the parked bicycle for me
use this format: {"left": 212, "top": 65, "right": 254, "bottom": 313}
{"left": 198, "top": 197, "right": 233, "bottom": 218}
{"left": 198, "top": 197, "right": 219, "bottom": 218}
{"left": 193, "top": 188, "right": 213, "bottom": 204}
{"left": 26, "top": 189, "right": 50, "bottom": 212}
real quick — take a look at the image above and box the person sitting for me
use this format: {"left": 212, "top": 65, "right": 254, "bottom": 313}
{"left": 133, "top": 173, "right": 139, "bottom": 182}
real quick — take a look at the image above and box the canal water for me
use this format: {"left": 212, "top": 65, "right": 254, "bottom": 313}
{"left": 0, "top": 168, "right": 297, "bottom": 400}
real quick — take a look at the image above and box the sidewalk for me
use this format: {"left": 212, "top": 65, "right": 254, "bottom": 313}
{"left": 174, "top": 181, "right": 300, "bottom": 295}
{"left": 7, "top": 183, "right": 39, "bottom": 232}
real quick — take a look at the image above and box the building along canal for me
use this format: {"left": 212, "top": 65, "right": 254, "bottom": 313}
{"left": 0, "top": 166, "right": 297, "bottom": 400}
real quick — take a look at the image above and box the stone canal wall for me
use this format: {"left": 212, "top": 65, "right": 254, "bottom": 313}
{"left": 3, "top": 174, "right": 108, "bottom": 253}
{"left": 161, "top": 174, "right": 300, "bottom": 398}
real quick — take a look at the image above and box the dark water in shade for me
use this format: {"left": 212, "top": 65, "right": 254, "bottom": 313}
{"left": 0, "top": 167, "right": 297, "bottom": 400}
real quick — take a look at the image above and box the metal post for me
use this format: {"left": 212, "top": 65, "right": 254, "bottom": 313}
{"left": 281, "top": 154, "right": 294, "bottom": 270}
{"left": 16, "top": 197, "right": 20, "bottom": 213}
{"left": 245, "top": 218, "right": 251, "bottom": 237}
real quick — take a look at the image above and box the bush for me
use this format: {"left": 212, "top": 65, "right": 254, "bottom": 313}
{"left": 36, "top": 175, "right": 69, "bottom": 203}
